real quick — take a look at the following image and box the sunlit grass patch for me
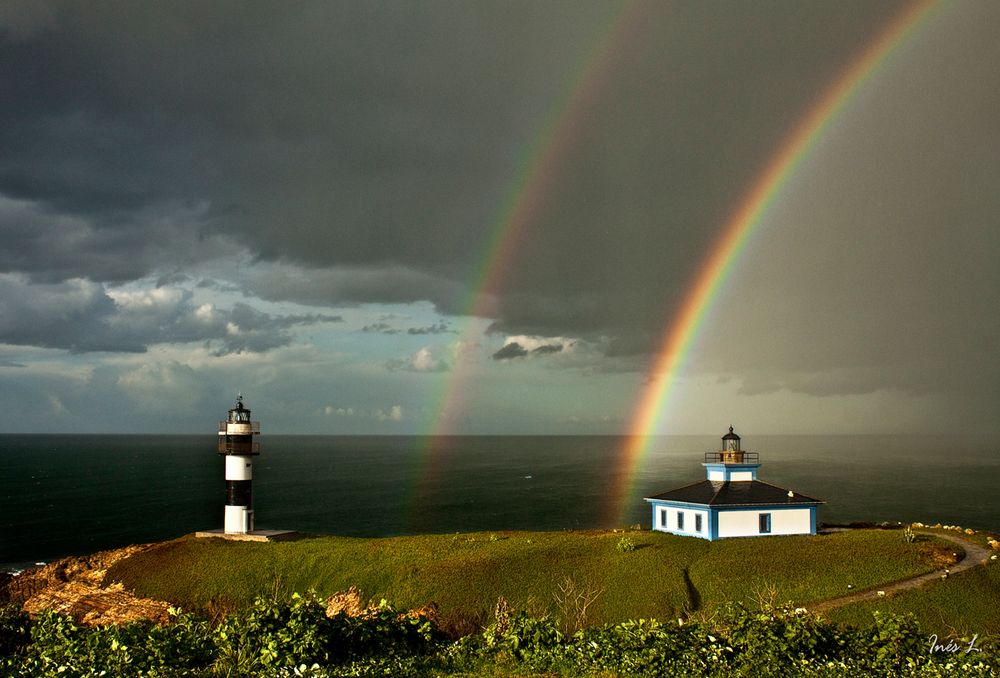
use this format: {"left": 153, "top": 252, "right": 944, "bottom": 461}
{"left": 105, "top": 528, "right": 962, "bottom": 630}
{"left": 690, "top": 530, "right": 952, "bottom": 612}
{"left": 827, "top": 559, "right": 1000, "bottom": 636}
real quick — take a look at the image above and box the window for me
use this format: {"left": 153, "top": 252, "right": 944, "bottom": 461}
{"left": 695, "top": 514, "right": 703, "bottom": 533}
{"left": 659, "top": 508, "right": 667, "bottom": 527}
{"left": 759, "top": 513, "right": 771, "bottom": 534}
{"left": 677, "top": 512, "right": 684, "bottom": 530}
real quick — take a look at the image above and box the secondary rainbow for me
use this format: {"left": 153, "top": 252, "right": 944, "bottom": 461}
{"left": 610, "top": 0, "right": 940, "bottom": 524}
{"left": 408, "top": 3, "right": 649, "bottom": 521}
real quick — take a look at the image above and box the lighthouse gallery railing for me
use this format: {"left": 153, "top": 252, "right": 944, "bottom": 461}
{"left": 704, "top": 451, "right": 759, "bottom": 464}
{"left": 218, "top": 421, "right": 261, "bottom": 433}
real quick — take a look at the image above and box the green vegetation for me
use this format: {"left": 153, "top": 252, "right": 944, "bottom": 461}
{"left": 7, "top": 528, "right": 999, "bottom": 676}
{"left": 4, "top": 595, "right": 999, "bottom": 677}
{"left": 614, "top": 535, "right": 636, "bottom": 553}
{"left": 108, "top": 529, "right": 952, "bottom": 628}
{"left": 828, "top": 560, "right": 1000, "bottom": 636}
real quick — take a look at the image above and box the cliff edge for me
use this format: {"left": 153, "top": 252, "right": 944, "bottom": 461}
{"left": 1, "top": 544, "right": 172, "bottom": 625}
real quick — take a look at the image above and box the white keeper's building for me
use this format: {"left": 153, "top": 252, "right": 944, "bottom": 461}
{"left": 644, "top": 427, "right": 823, "bottom": 540}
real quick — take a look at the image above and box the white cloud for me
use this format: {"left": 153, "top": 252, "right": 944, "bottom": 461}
{"left": 385, "top": 346, "right": 448, "bottom": 373}
{"left": 107, "top": 286, "right": 185, "bottom": 310}
{"left": 376, "top": 405, "right": 403, "bottom": 422}
{"left": 412, "top": 346, "right": 445, "bottom": 372}
{"left": 194, "top": 303, "right": 217, "bottom": 322}
{"left": 116, "top": 360, "right": 207, "bottom": 412}
{"left": 324, "top": 405, "right": 356, "bottom": 416}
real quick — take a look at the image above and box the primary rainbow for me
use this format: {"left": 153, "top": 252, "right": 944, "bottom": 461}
{"left": 408, "top": 2, "right": 649, "bottom": 522}
{"left": 609, "top": 0, "right": 939, "bottom": 525}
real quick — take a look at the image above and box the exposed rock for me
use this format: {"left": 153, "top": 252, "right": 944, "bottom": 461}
{"left": 401, "top": 601, "right": 439, "bottom": 625}
{"left": 22, "top": 581, "right": 170, "bottom": 626}
{"left": 325, "top": 586, "right": 438, "bottom": 624}
{"left": 1, "top": 544, "right": 171, "bottom": 626}
{"left": 7, "top": 546, "right": 437, "bottom": 628}
{"left": 326, "top": 586, "right": 368, "bottom": 618}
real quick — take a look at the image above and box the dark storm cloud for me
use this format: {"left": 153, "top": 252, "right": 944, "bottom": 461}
{"left": 364, "top": 319, "right": 451, "bottom": 335}
{"left": 2, "top": 0, "right": 999, "bottom": 422}
{"left": 0, "top": 2, "right": 906, "bottom": 304}
{"left": 407, "top": 321, "right": 452, "bottom": 335}
{"left": 491, "top": 340, "right": 565, "bottom": 361}
{"left": 215, "top": 303, "right": 343, "bottom": 356}
{"left": 0, "top": 195, "right": 226, "bottom": 284}
{"left": 361, "top": 322, "right": 399, "bottom": 335}
{"left": 0, "top": 276, "right": 142, "bottom": 352}
{"left": 241, "top": 264, "right": 466, "bottom": 310}
{"left": 0, "top": 275, "right": 340, "bottom": 354}
{"left": 492, "top": 343, "right": 529, "bottom": 361}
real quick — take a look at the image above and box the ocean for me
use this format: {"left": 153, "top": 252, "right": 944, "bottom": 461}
{"left": 2, "top": 434, "right": 996, "bottom": 570}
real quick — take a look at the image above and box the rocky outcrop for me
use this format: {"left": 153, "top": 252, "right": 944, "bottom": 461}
{"left": 21, "top": 581, "right": 171, "bottom": 625}
{"left": 5, "top": 545, "right": 439, "bottom": 628}
{"left": 1, "top": 544, "right": 171, "bottom": 626}
{"left": 325, "top": 585, "right": 369, "bottom": 617}
{"left": 325, "top": 586, "right": 438, "bottom": 625}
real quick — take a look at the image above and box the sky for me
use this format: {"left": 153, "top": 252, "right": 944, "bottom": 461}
{"left": 0, "top": 0, "right": 997, "bottom": 435}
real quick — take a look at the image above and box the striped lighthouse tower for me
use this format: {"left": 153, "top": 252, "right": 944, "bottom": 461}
{"left": 217, "top": 395, "right": 261, "bottom": 534}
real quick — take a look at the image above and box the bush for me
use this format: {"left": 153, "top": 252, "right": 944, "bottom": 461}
{"left": 5, "top": 594, "right": 1000, "bottom": 676}
{"left": 0, "top": 604, "right": 30, "bottom": 658}
{"left": 615, "top": 535, "right": 636, "bottom": 553}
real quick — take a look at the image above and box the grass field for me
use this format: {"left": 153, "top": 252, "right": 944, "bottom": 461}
{"left": 105, "top": 528, "right": 960, "bottom": 630}
{"left": 828, "top": 554, "right": 1000, "bottom": 636}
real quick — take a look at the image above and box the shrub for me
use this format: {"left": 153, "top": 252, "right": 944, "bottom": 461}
{"left": 7, "top": 592, "right": 1000, "bottom": 676}
{"left": 552, "top": 576, "right": 604, "bottom": 635}
{"left": 0, "top": 604, "right": 30, "bottom": 658}
{"left": 615, "top": 535, "right": 636, "bottom": 553}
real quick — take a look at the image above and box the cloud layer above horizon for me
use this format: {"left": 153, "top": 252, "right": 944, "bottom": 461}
{"left": 0, "top": 0, "right": 997, "bottom": 434}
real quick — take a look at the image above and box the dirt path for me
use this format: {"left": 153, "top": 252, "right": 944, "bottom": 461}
{"left": 810, "top": 530, "right": 992, "bottom": 614}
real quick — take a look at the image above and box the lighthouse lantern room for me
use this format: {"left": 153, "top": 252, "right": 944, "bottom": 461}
{"left": 218, "top": 395, "right": 261, "bottom": 534}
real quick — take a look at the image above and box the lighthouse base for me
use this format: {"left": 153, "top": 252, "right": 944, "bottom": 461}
{"left": 225, "top": 505, "right": 254, "bottom": 534}
{"left": 195, "top": 529, "right": 299, "bottom": 542}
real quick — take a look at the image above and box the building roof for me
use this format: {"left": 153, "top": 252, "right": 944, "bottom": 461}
{"left": 645, "top": 479, "right": 823, "bottom": 507}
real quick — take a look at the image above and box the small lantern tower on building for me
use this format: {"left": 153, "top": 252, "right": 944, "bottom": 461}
{"left": 644, "top": 426, "right": 823, "bottom": 540}
{"left": 704, "top": 426, "right": 761, "bottom": 480}
{"left": 217, "top": 395, "right": 260, "bottom": 534}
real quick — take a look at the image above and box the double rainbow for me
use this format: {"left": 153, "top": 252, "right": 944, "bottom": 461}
{"left": 409, "top": 0, "right": 940, "bottom": 524}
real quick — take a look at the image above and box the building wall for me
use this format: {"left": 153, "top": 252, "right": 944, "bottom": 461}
{"left": 647, "top": 501, "right": 818, "bottom": 540}
{"left": 702, "top": 464, "right": 759, "bottom": 482}
{"left": 649, "top": 502, "right": 710, "bottom": 540}
{"left": 716, "top": 507, "right": 813, "bottom": 538}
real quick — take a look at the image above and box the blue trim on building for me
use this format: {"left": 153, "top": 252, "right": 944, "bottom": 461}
{"left": 702, "top": 462, "right": 761, "bottom": 481}
{"left": 711, "top": 505, "right": 820, "bottom": 512}
{"left": 645, "top": 498, "right": 820, "bottom": 540}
